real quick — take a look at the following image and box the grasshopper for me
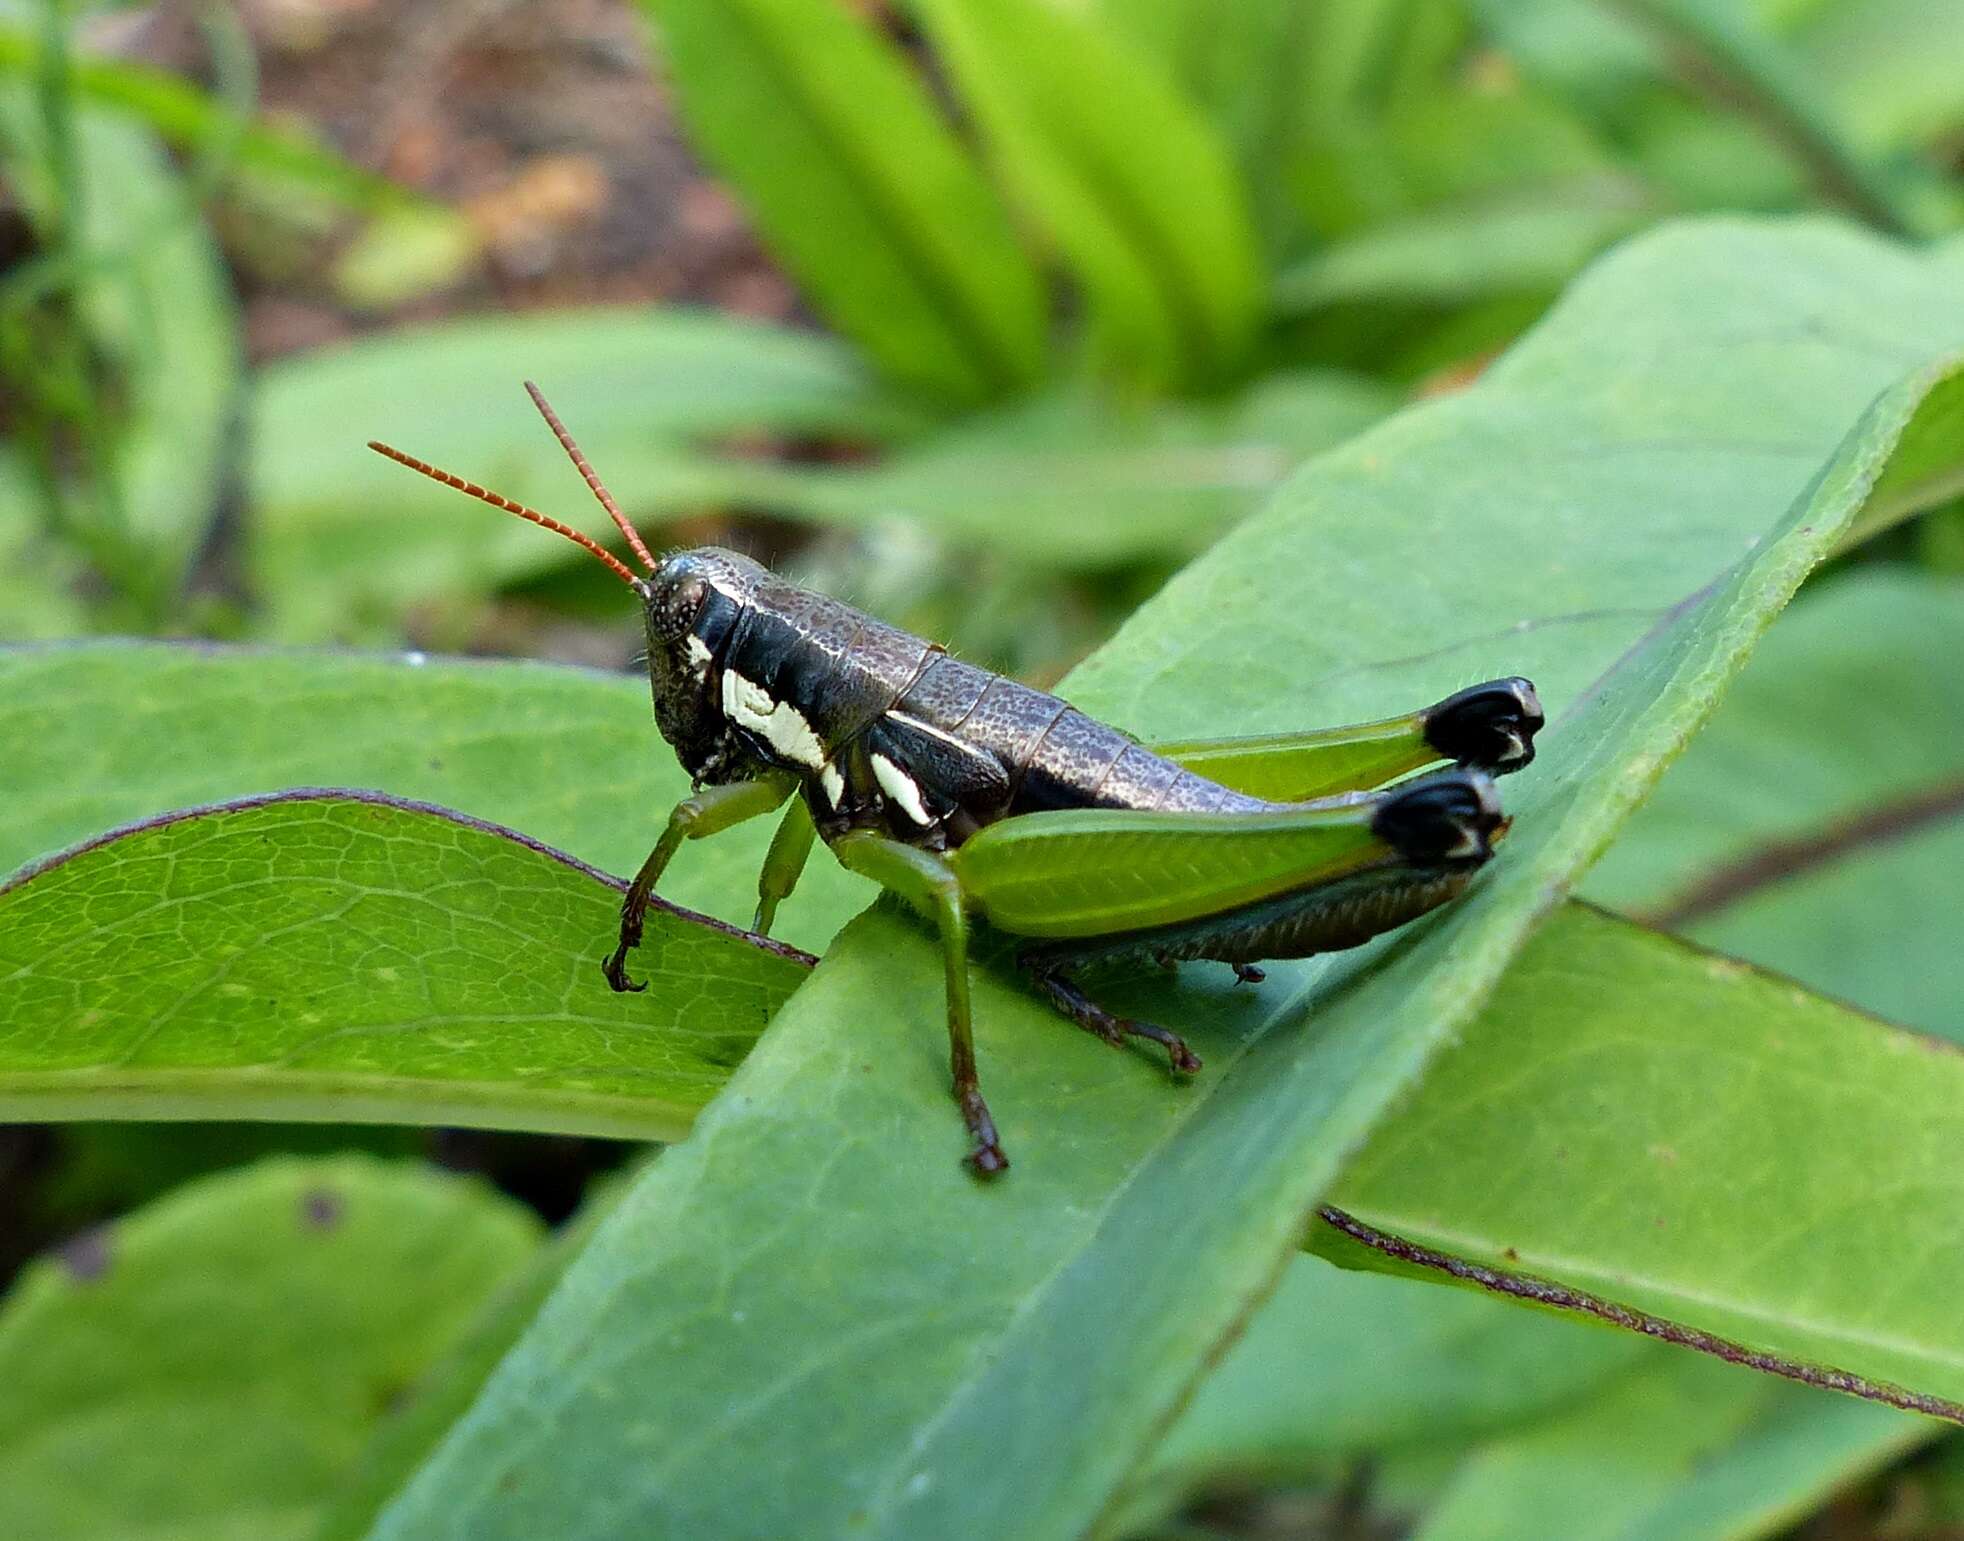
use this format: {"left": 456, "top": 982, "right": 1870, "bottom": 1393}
{"left": 372, "top": 386, "right": 1542, "bottom": 1173}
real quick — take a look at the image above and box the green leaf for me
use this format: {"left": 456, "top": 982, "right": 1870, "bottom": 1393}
{"left": 314, "top": 1176, "right": 630, "bottom": 1541}
{"left": 916, "top": 0, "right": 1264, "bottom": 390}
{"left": 0, "top": 642, "right": 870, "bottom": 954}
{"left": 1414, "top": 1348, "right": 1925, "bottom": 1541}
{"left": 0, "top": 1155, "right": 540, "bottom": 1541}
{"left": 1268, "top": 571, "right": 1964, "bottom": 1531}
{"left": 1325, "top": 902, "right": 1964, "bottom": 1419}
{"left": 633, "top": 0, "right": 1047, "bottom": 404}
{"left": 1137, "top": 1239, "right": 1922, "bottom": 1539}
{"left": 0, "top": 791, "right": 808, "bottom": 1136}
{"left": 248, "top": 308, "right": 925, "bottom": 638}
{"left": 1127, "top": 1253, "right": 1649, "bottom": 1513}
{"left": 1588, "top": 568, "right": 1964, "bottom": 1038}
{"left": 366, "top": 223, "right": 1964, "bottom": 1538}
{"left": 1138, "top": 1252, "right": 1923, "bottom": 1539}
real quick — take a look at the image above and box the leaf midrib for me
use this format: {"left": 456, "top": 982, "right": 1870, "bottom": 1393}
{"left": 1355, "top": 1208, "right": 1964, "bottom": 1378}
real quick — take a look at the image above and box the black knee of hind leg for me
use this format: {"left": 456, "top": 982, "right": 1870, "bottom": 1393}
{"left": 1372, "top": 768, "right": 1503, "bottom": 865}
{"left": 1422, "top": 677, "right": 1543, "bottom": 772}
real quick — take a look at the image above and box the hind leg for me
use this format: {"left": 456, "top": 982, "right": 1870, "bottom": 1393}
{"left": 1021, "top": 959, "right": 1202, "bottom": 1074}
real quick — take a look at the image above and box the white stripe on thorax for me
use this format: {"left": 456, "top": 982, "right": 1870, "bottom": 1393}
{"left": 722, "top": 671, "right": 827, "bottom": 770}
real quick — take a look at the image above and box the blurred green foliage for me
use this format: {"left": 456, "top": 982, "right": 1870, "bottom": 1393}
{"left": 5, "top": 0, "right": 1960, "bottom": 657}
{"left": 4, "top": 0, "right": 1964, "bottom": 1537}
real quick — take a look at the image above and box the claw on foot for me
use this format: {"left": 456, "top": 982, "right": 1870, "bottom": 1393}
{"left": 967, "top": 1142, "right": 1009, "bottom": 1176}
{"left": 1232, "top": 963, "right": 1266, "bottom": 986}
{"left": 602, "top": 946, "right": 646, "bottom": 993}
{"left": 959, "top": 1088, "right": 1009, "bottom": 1177}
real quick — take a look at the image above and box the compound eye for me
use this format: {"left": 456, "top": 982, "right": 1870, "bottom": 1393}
{"left": 651, "top": 574, "right": 709, "bottom": 639}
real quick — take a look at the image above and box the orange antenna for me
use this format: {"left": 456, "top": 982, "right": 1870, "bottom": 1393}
{"left": 367, "top": 441, "right": 643, "bottom": 588}
{"left": 525, "top": 380, "right": 659, "bottom": 573}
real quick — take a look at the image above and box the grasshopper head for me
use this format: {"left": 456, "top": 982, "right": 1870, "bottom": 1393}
{"left": 641, "top": 547, "right": 768, "bottom": 784}
{"left": 367, "top": 392, "right": 780, "bottom": 791}
{"left": 1421, "top": 677, "right": 1544, "bottom": 773}
{"left": 1372, "top": 768, "right": 1505, "bottom": 867}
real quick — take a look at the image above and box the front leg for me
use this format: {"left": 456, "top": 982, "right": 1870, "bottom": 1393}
{"left": 830, "top": 831, "right": 1006, "bottom": 1176}
{"left": 752, "top": 794, "right": 818, "bottom": 937}
{"left": 605, "top": 774, "right": 796, "bottom": 992}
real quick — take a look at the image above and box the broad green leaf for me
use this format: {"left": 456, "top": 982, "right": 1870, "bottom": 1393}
{"left": 1142, "top": 585, "right": 1964, "bottom": 1523}
{"left": 1589, "top": 568, "right": 1964, "bottom": 1037}
{"left": 916, "top": 0, "right": 1264, "bottom": 391}
{"left": 1259, "top": 570, "right": 1964, "bottom": 1532}
{"left": 0, "top": 792, "right": 808, "bottom": 1136}
{"left": 3, "top": 644, "right": 856, "bottom": 938}
{"left": 1135, "top": 1244, "right": 1921, "bottom": 1540}
{"left": 634, "top": 0, "right": 1047, "bottom": 404}
{"left": 1325, "top": 902, "right": 1964, "bottom": 1419}
{"left": 1415, "top": 1348, "right": 1925, "bottom": 1541}
{"left": 1144, "top": 1260, "right": 1920, "bottom": 1538}
{"left": 248, "top": 308, "right": 925, "bottom": 638}
{"left": 369, "top": 224, "right": 1964, "bottom": 1539}
{"left": 1126, "top": 1253, "right": 1649, "bottom": 1516}
{"left": 0, "top": 642, "right": 869, "bottom": 955}
{"left": 0, "top": 1155, "right": 540, "bottom": 1541}
{"left": 314, "top": 1176, "right": 629, "bottom": 1541}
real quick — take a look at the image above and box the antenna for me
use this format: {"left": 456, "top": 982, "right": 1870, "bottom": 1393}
{"left": 525, "top": 380, "right": 659, "bottom": 573}
{"left": 366, "top": 440, "right": 643, "bottom": 588}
